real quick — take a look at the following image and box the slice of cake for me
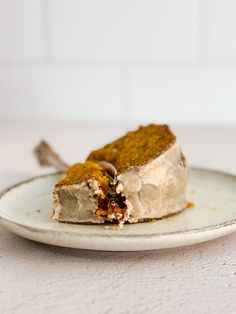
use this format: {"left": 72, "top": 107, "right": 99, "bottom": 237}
{"left": 53, "top": 161, "right": 127, "bottom": 224}
{"left": 52, "top": 124, "right": 189, "bottom": 226}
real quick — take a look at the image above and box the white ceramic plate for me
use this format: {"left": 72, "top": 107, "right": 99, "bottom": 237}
{"left": 0, "top": 168, "right": 236, "bottom": 251}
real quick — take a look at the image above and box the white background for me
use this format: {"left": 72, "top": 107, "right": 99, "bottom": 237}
{"left": 0, "top": 0, "right": 236, "bottom": 124}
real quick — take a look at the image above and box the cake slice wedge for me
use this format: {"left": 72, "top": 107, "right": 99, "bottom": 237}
{"left": 52, "top": 124, "right": 189, "bottom": 226}
{"left": 53, "top": 161, "right": 128, "bottom": 224}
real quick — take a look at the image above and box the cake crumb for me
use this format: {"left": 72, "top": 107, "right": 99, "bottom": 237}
{"left": 186, "top": 202, "right": 194, "bottom": 209}
{"left": 149, "top": 219, "right": 157, "bottom": 224}
{"left": 36, "top": 209, "right": 41, "bottom": 213}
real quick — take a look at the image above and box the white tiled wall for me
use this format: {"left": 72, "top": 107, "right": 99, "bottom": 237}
{"left": 51, "top": 0, "right": 199, "bottom": 60}
{"left": 0, "top": 0, "right": 44, "bottom": 60}
{"left": 207, "top": 0, "right": 236, "bottom": 59}
{"left": 127, "top": 64, "right": 236, "bottom": 124}
{"left": 0, "top": 0, "right": 236, "bottom": 124}
{"left": 0, "top": 66, "right": 122, "bottom": 120}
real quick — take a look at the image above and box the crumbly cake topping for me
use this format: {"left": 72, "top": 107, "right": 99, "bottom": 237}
{"left": 87, "top": 124, "right": 176, "bottom": 173}
{"left": 56, "top": 161, "right": 109, "bottom": 191}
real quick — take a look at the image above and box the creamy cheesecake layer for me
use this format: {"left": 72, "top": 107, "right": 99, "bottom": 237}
{"left": 53, "top": 181, "right": 104, "bottom": 223}
{"left": 118, "top": 141, "right": 188, "bottom": 223}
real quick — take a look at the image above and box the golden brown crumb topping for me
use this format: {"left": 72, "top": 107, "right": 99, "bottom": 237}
{"left": 56, "top": 161, "right": 109, "bottom": 190}
{"left": 87, "top": 124, "right": 176, "bottom": 173}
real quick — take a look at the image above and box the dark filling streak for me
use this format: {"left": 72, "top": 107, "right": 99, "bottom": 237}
{"left": 96, "top": 182, "right": 127, "bottom": 223}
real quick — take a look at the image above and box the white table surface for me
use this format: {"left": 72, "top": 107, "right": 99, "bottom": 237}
{"left": 0, "top": 120, "right": 236, "bottom": 314}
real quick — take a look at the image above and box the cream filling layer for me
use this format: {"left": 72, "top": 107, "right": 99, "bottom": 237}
{"left": 117, "top": 141, "right": 189, "bottom": 223}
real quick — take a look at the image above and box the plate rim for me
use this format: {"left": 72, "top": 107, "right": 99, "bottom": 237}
{"left": 0, "top": 167, "right": 236, "bottom": 239}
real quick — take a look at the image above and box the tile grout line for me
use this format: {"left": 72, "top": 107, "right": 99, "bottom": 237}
{"left": 2, "top": 58, "right": 236, "bottom": 67}
{"left": 198, "top": 0, "right": 208, "bottom": 62}
{"left": 42, "top": 0, "right": 52, "bottom": 63}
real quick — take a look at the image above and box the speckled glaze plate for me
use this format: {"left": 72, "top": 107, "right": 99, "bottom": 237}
{"left": 0, "top": 168, "right": 236, "bottom": 251}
